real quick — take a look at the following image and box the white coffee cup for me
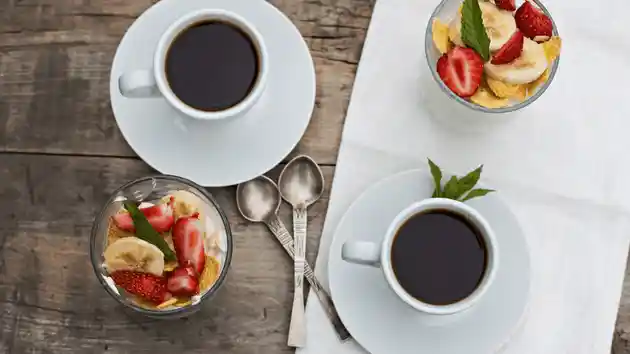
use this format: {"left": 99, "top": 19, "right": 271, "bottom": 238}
{"left": 118, "top": 9, "right": 268, "bottom": 121}
{"left": 341, "top": 198, "right": 499, "bottom": 315}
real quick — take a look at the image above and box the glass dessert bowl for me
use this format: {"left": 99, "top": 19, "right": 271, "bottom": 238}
{"left": 425, "top": 0, "right": 561, "bottom": 113}
{"left": 90, "top": 175, "right": 233, "bottom": 319}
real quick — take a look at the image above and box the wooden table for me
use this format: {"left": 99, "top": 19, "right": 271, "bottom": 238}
{"left": 0, "top": 0, "right": 628, "bottom": 353}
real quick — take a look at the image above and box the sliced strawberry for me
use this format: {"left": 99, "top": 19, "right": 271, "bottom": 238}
{"left": 514, "top": 1, "right": 553, "bottom": 41}
{"left": 171, "top": 264, "right": 198, "bottom": 279}
{"left": 436, "top": 47, "right": 484, "bottom": 98}
{"left": 111, "top": 213, "right": 134, "bottom": 231}
{"left": 494, "top": 0, "right": 516, "bottom": 11}
{"left": 172, "top": 214, "right": 206, "bottom": 275}
{"left": 112, "top": 197, "right": 175, "bottom": 233}
{"left": 491, "top": 31, "right": 524, "bottom": 65}
{"left": 167, "top": 271, "right": 199, "bottom": 296}
{"left": 110, "top": 270, "right": 172, "bottom": 304}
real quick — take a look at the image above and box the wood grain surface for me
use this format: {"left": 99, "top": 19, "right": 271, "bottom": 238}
{"left": 0, "top": 0, "right": 371, "bottom": 163}
{"left": 0, "top": 155, "right": 334, "bottom": 353}
{"left": 0, "top": 0, "right": 628, "bottom": 353}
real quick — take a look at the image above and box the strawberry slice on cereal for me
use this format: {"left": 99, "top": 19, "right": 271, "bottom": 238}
{"left": 437, "top": 47, "right": 484, "bottom": 98}
{"left": 491, "top": 31, "right": 524, "bottom": 65}
{"left": 113, "top": 197, "right": 175, "bottom": 233}
{"left": 172, "top": 213, "right": 207, "bottom": 276}
{"left": 111, "top": 270, "right": 172, "bottom": 304}
{"left": 514, "top": 1, "right": 553, "bottom": 42}
{"left": 167, "top": 265, "right": 200, "bottom": 296}
{"left": 494, "top": 0, "right": 516, "bottom": 12}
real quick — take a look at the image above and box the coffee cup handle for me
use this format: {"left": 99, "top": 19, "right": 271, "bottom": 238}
{"left": 118, "top": 70, "right": 161, "bottom": 98}
{"left": 341, "top": 241, "right": 381, "bottom": 267}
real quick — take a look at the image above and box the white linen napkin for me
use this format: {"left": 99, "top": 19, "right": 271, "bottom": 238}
{"left": 297, "top": 0, "right": 630, "bottom": 353}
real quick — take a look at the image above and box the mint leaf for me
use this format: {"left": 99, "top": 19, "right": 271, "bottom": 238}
{"left": 124, "top": 201, "right": 177, "bottom": 262}
{"left": 451, "top": 165, "right": 483, "bottom": 200}
{"left": 428, "top": 159, "right": 443, "bottom": 197}
{"left": 428, "top": 158, "right": 494, "bottom": 202}
{"left": 443, "top": 176, "right": 460, "bottom": 199}
{"left": 462, "top": 188, "right": 495, "bottom": 201}
{"left": 461, "top": 0, "right": 491, "bottom": 61}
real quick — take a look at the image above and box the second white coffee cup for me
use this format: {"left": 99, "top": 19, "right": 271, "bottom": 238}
{"left": 341, "top": 198, "right": 499, "bottom": 315}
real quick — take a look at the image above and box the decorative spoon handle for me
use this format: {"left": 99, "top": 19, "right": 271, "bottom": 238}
{"left": 266, "top": 216, "right": 351, "bottom": 341}
{"left": 287, "top": 206, "right": 307, "bottom": 347}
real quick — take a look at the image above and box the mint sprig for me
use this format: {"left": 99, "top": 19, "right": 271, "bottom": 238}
{"left": 428, "top": 158, "right": 495, "bottom": 201}
{"left": 123, "top": 201, "right": 177, "bottom": 262}
{"left": 461, "top": 0, "right": 491, "bottom": 61}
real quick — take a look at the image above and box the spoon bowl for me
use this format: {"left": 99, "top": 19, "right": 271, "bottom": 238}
{"left": 278, "top": 155, "right": 325, "bottom": 207}
{"left": 236, "top": 175, "right": 281, "bottom": 223}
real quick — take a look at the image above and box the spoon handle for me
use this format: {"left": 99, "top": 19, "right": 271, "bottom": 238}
{"left": 287, "top": 207, "right": 307, "bottom": 347}
{"left": 266, "top": 216, "right": 351, "bottom": 342}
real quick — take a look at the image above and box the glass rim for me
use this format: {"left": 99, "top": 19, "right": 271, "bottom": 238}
{"left": 89, "top": 174, "right": 234, "bottom": 316}
{"left": 424, "top": 0, "right": 561, "bottom": 114}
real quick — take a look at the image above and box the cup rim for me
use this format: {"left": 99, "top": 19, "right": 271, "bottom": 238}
{"left": 424, "top": 0, "right": 561, "bottom": 114}
{"left": 89, "top": 174, "right": 234, "bottom": 317}
{"left": 381, "top": 198, "right": 498, "bottom": 315}
{"left": 153, "top": 9, "right": 269, "bottom": 121}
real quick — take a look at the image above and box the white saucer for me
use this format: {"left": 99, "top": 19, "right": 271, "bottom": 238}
{"left": 109, "top": 0, "right": 315, "bottom": 187}
{"left": 328, "top": 169, "right": 531, "bottom": 354}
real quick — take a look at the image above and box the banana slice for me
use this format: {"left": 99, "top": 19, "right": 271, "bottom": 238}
{"left": 170, "top": 190, "right": 202, "bottom": 219}
{"left": 484, "top": 38, "right": 548, "bottom": 84}
{"left": 104, "top": 237, "right": 165, "bottom": 276}
{"left": 449, "top": 1, "right": 517, "bottom": 51}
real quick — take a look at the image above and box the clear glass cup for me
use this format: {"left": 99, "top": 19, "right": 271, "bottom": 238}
{"left": 425, "top": 0, "right": 560, "bottom": 113}
{"left": 89, "top": 175, "right": 233, "bottom": 319}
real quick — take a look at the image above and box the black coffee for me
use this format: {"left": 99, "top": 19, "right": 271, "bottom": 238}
{"left": 391, "top": 209, "right": 487, "bottom": 306}
{"left": 165, "top": 20, "right": 260, "bottom": 112}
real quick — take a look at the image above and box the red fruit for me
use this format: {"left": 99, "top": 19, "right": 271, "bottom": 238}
{"left": 494, "top": 0, "right": 516, "bottom": 11}
{"left": 436, "top": 47, "right": 484, "bottom": 98}
{"left": 112, "top": 197, "right": 175, "bottom": 233}
{"left": 172, "top": 214, "right": 206, "bottom": 275}
{"left": 514, "top": 1, "right": 553, "bottom": 41}
{"left": 110, "top": 270, "right": 172, "bottom": 304}
{"left": 167, "top": 271, "right": 199, "bottom": 297}
{"left": 491, "top": 31, "right": 524, "bottom": 64}
{"left": 171, "top": 264, "right": 198, "bottom": 279}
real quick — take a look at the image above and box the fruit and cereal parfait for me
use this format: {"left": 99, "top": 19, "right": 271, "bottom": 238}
{"left": 90, "top": 176, "right": 232, "bottom": 317}
{"left": 429, "top": 0, "right": 561, "bottom": 110}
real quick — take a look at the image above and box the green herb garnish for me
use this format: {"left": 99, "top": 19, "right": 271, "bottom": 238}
{"left": 462, "top": 188, "right": 495, "bottom": 201}
{"left": 461, "top": 0, "right": 491, "bottom": 61}
{"left": 428, "top": 158, "right": 494, "bottom": 201}
{"left": 123, "top": 201, "right": 177, "bottom": 262}
{"left": 429, "top": 158, "right": 443, "bottom": 197}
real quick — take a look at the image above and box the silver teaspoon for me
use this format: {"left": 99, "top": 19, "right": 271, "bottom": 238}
{"left": 236, "top": 175, "right": 350, "bottom": 344}
{"left": 278, "top": 155, "right": 326, "bottom": 347}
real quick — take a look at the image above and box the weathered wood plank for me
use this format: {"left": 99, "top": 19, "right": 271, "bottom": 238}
{"left": 0, "top": 154, "right": 334, "bottom": 353}
{"left": 0, "top": 0, "right": 375, "bottom": 164}
{"left": 614, "top": 258, "right": 630, "bottom": 353}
